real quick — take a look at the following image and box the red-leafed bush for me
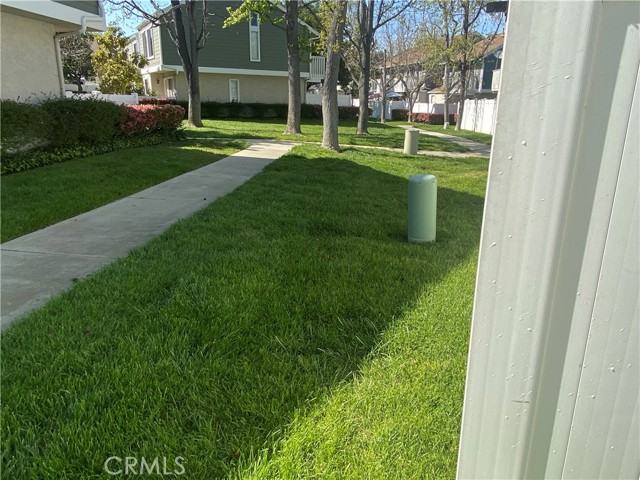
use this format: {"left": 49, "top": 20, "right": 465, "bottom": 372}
{"left": 412, "top": 113, "right": 457, "bottom": 125}
{"left": 138, "top": 97, "right": 178, "bottom": 105}
{"left": 391, "top": 110, "right": 457, "bottom": 124}
{"left": 121, "top": 104, "right": 185, "bottom": 135}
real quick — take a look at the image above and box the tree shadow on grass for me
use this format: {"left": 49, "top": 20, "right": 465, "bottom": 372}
{"left": 1, "top": 150, "right": 485, "bottom": 478}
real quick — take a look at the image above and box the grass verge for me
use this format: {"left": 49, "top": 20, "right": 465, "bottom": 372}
{"left": 184, "top": 118, "right": 469, "bottom": 152}
{"left": 0, "top": 139, "right": 247, "bottom": 242}
{"left": 1, "top": 145, "right": 487, "bottom": 479}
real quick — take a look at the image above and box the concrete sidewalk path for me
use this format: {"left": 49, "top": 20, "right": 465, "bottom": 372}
{"left": 398, "top": 124, "right": 491, "bottom": 157}
{"left": 1, "top": 140, "right": 295, "bottom": 331}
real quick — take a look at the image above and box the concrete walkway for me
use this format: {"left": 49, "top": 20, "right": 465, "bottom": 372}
{"left": 0, "top": 140, "right": 295, "bottom": 331}
{"left": 397, "top": 125, "right": 491, "bottom": 157}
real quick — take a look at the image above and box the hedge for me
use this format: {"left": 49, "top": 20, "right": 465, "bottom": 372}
{"left": 41, "top": 97, "right": 127, "bottom": 146}
{"left": 1, "top": 98, "right": 186, "bottom": 174}
{"left": 138, "top": 97, "right": 178, "bottom": 105}
{"left": 152, "top": 100, "right": 370, "bottom": 121}
{"left": 121, "top": 105, "right": 185, "bottom": 135}
{"left": 391, "top": 109, "right": 457, "bottom": 125}
{"left": 1, "top": 132, "right": 184, "bottom": 175}
{"left": 0, "top": 100, "right": 53, "bottom": 153}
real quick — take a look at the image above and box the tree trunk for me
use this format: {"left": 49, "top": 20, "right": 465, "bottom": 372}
{"left": 356, "top": 71, "right": 369, "bottom": 134}
{"left": 443, "top": 62, "right": 450, "bottom": 129}
{"left": 356, "top": 0, "right": 373, "bottom": 135}
{"left": 322, "top": 0, "right": 348, "bottom": 151}
{"left": 285, "top": 0, "right": 302, "bottom": 134}
{"left": 380, "top": 50, "right": 387, "bottom": 124}
{"left": 170, "top": 0, "right": 203, "bottom": 127}
{"left": 187, "top": 71, "right": 202, "bottom": 127}
{"left": 456, "top": 63, "right": 467, "bottom": 131}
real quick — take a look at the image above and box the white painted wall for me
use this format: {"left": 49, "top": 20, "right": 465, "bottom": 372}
{"left": 0, "top": 12, "right": 60, "bottom": 102}
{"left": 457, "top": 1, "right": 639, "bottom": 479}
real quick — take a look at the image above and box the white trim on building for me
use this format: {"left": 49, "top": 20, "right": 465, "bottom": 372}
{"left": 141, "top": 64, "right": 311, "bottom": 78}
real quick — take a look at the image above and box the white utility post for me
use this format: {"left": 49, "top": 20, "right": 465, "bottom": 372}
{"left": 457, "top": 1, "right": 639, "bottom": 479}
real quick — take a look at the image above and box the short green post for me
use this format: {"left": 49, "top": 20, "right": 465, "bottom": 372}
{"left": 403, "top": 128, "right": 420, "bottom": 154}
{"left": 408, "top": 174, "right": 437, "bottom": 243}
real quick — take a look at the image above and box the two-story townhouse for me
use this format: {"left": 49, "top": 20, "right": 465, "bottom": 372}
{"left": 0, "top": 0, "right": 106, "bottom": 101}
{"left": 133, "top": 1, "right": 324, "bottom": 103}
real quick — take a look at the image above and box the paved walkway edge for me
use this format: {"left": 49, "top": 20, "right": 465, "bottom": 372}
{"left": 1, "top": 141, "right": 295, "bottom": 331}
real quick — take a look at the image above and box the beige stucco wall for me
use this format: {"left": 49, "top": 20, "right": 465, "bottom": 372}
{"left": 169, "top": 73, "right": 306, "bottom": 104}
{"left": 1, "top": 12, "right": 60, "bottom": 102}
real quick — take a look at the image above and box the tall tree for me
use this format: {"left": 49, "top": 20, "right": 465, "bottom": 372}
{"left": 105, "top": 0, "right": 211, "bottom": 127}
{"left": 380, "top": 15, "right": 442, "bottom": 122}
{"left": 225, "top": 0, "right": 309, "bottom": 135}
{"left": 429, "top": 0, "right": 503, "bottom": 129}
{"left": 343, "top": 0, "right": 413, "bottom": 134}
{"left": 92, "top": 26, "right": 148, "bottom": 94}
{"left": 60, "top": 33, "right": 95, "bottom": 92}
{"left": 454, "top": 1, "right": 502, "bottom": 130}
{"left": 319, "top": 0, "right": 348, "bottom": 151}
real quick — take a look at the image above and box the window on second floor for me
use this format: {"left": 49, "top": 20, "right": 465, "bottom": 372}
{"left": 142, "top": 28, "right": 154, "bottom": 59}
{"left": 249, "top": 12, "right": 260, "bottom": 62}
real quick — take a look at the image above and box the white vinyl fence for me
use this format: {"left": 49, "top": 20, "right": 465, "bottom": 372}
{"left": 305, "top": 93, "right": 352, "bottom": 106}
{"left": 64, "top": 91, "right": 139, "bottom": 105}
{"left": 458, "top": 97, "right": 498, "bottom": 134}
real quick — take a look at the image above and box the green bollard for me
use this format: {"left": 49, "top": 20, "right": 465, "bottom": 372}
{"left": 403, "top": 128, "right": 420, "bottom": 154}
{"left": 408, "top": 174, "right": 437, "bottom": 243}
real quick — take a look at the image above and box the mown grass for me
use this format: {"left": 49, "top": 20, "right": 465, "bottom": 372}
{"left": 390, "top": 122, "right": 493, "bottom": 145}
{"left": 184, "top": 118, "right": 469, "bottom": 152}
{"left": 1, "top": 145, "right": 487, "bottom": 479}
{"left": 0, "top": 140, "right": 247, "bottom": 242}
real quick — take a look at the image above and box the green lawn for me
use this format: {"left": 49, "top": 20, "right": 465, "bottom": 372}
{"left": 1, "top": 145, "right": 487, "bottom": 479}
{"left": 0, "top": 140, "right": 247, "bottom": 243}
{"left": 184, "top": 118, "right": 469, "bottom": 152}
{"left": 390, "top": 122, "right": 493, "bottom": 145}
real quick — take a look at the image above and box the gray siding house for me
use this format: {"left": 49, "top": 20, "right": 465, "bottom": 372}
{"left": 133, "top": 1, "right": 324, "bottom": 103}
{"left": 0, "top": 0, "right": 106, "bottom": 101}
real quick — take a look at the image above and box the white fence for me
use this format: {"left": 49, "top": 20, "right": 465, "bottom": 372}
{"left": 64, "top": 83, "right": 99, "bottom": 93}
{"left": 64, "top": 91, "right": 139, "bottom": 105}
{"left": 412, "top": 99, "right": 497, "bottom": 134}
{"left": 459, "top": 98, "right": 498, "bottom": 134}
{"left": 305, "top": 93, "right": 352, "bottom": 106}
{"left": 412, "top": 102, "right": 459, "bottom": 116}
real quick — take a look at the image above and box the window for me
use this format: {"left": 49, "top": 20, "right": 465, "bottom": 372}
{"left": 249, "top": 12, "right": 260, "bottom": 62}
{"left": 142, "top": 28, "right": 154, "bottom": 58}
{"left": 132, "top": 41, "right": 139, "bottom": 54}
{"left": 229, "top": 79, "right": 239, "bottom": 102}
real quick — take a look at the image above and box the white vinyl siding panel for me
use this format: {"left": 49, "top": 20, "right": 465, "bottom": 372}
{"left": 457, "top": 1, "right": 640, "bottom": 478}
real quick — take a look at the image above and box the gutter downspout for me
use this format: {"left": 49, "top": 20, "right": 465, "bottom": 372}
{"left": 54, "top": 9, "right": 104, "bottom": 96}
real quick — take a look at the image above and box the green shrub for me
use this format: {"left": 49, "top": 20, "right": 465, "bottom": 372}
{"left": 138, "top": 97, "right": 177, "bottom": 105}
{"left": 1, "top": 131, "right": 183, "bottom": 175}
{"left": 40, "top": 97, "right": 126, "bottom": 146}
{"left": 0, "top": 100, "right": 53, "bottom": 153}
{"left": 391, "top": 109, "right": 409, "bottom": 121}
